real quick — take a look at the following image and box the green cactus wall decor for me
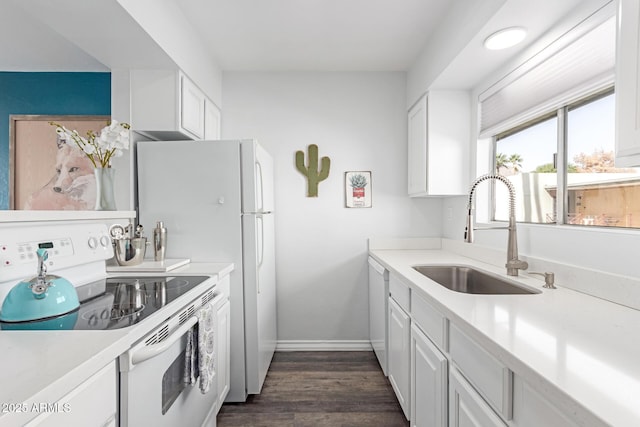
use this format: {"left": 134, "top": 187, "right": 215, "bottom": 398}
{"left": 295, "top": 144, "right": 331, "bottom": 197}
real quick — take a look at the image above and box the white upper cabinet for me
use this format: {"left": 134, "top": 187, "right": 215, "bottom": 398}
{"left": 180, "top": 75, "right": 206, "bottom": 139}
{"left": 131, "top": 70, "right": 219, "bottom": 140}
{"left": 408, "top": 95, "right": 428, "bottom": 196}
{"left": 204, "top": 97, "right": 222, "bottom": 140}
{"left": 407, "top": 90, "right": 470, "bottom": 197}
{"left": 615, "top": 0, "right": 640, "bottom": 166}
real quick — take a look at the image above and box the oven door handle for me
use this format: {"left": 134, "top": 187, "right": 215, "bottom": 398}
{"left": 131, "top": 316, "right": 199, "bottom": 365}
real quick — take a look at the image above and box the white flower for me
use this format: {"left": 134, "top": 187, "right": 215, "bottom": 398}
{"left": 82, "top": 139, "right": 97, "bottom": 155}
{"left": 50, "top": 120, "right": 131, "bottom": 168}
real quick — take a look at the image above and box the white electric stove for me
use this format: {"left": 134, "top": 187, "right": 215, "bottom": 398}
{"left": 0, "top": 222, "right": 220, "bottom": 427}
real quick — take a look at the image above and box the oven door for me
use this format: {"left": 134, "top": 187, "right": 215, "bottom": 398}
{"left": 119, "top": 297, "right": 222, "bottom": 427}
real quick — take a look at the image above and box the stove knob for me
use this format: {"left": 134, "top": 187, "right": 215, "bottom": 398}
{"left": 100, "top": 235, "right": 111, "bottom": 248}
{"left": 88, "top": 237, "right": 98, "bottom": 249}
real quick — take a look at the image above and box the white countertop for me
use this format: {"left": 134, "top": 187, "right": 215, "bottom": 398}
{"left": 370, "top": 248, "right": 640, "bottom": 427}
{"left": 0, "top": 262, "right": 234, "bottom": 426}
{"left": 0, "top": 330, "right": 129, "bottom": 426}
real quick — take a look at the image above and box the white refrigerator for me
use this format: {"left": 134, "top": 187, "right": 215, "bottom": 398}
{"left": 136, "top": 139, "right": 277, "bottom": 402}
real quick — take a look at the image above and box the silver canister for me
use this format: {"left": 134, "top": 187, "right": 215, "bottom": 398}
{"left": 153, "top": 221, "right": 167, "bottom": 262}
{"left": 113, "top": 237, "right": 147, "bottom": 266}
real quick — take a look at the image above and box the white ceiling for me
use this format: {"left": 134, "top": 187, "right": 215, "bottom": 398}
{"left": 0, "top": 0, "right": 454, "bottom": 73}
{"left": 174, "top": 0, "right": 452, "bottom": 71}
{"left": 0, "top": 0, "right": 614, "bottom": 88}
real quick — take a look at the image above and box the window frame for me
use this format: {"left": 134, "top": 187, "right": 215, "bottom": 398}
{"left": 490, "top": 87, "right": 616, "bottom": 227}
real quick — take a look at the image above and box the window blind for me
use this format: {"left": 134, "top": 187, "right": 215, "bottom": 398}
{"left": 479, "top": 16, "right": 615, "bottom": 137}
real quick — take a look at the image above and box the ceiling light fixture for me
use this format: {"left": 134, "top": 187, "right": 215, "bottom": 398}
{"left": 484, "top": 27, "right": 527, "bottom": 50}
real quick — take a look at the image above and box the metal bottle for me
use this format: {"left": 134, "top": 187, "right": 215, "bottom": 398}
{"left": 153, "top": 221, "right": 167, "bottom": 262}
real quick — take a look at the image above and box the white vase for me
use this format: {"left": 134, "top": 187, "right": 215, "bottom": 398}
{"left": 94, "top": 167, "right": 117, "bottom": 211}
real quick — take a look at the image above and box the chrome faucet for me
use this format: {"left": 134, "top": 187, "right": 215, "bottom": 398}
{"left": 464, "top": 174, "right": 528, "bottom": 276}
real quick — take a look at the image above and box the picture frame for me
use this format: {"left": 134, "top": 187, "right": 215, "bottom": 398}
{"left": 345, "top": 171, "right": 372, "bottom": 208}
{"left": 9, "top": 115, "right": 110, "bottom": 210}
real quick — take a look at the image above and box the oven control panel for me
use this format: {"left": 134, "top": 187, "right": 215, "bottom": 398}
{"left": 0, "top": 223, "right": 114, "bottom": 284}
{"left": 10, "top": 237, "right": 75, "bottom": 264}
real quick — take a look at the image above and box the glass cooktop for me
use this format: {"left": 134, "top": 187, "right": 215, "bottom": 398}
{"left": 0, "top": 275, "right": 212, "bottom": 331}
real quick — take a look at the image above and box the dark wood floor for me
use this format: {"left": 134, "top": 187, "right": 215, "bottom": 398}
{"left": 217, "top": 351, "right": 409, "bottom": 427}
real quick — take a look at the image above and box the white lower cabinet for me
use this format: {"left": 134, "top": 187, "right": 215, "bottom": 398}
{"left": 410, "top": 323, "right": 447, "bottom": 427}
{"left": 388, "top": 297, "right": 411, "bottom": 420}
{"left": 374, "top": 259, "right": 599, "bottom": 427}
{"left": 25, "top": 361, "right": 117, "bottom": 427}
{"left": 449, "top": 368, "right": 507, "bottom": 427}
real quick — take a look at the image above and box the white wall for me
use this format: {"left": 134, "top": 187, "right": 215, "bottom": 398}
{"left": 222, "top": 72, "right": 442, "bottom": 343}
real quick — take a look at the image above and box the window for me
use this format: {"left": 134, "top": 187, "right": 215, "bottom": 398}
{"left": 494, "top": 116, "right": 558, "bottom": 223}
{"left": 479, "top": 12, "right": 640, "bottom": 229}
{"left": 493, "top": 91, "right": 640, "bottom": 229}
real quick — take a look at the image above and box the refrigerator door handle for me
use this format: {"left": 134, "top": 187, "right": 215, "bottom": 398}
{"left": 257, "top": 215, "right": 264, "bottom": 294}
{"left": 256, "top": 160, "right": 264, "bottom": 212}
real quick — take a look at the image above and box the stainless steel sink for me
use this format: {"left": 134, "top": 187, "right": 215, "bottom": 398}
{"left": 412, "top": 265, "right": 540, "bottom": 295}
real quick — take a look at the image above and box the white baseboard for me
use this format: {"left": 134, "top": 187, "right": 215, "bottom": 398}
{"left": 276, "top": 340, "right": 372, "bottom": 352}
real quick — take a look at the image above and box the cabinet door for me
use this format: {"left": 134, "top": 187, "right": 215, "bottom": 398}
{"left": 615, "top": 0, "right": 640, "bottom": 166}
{"left": 411, "top": 323, "right": 447, "bottom": 427}
{"left": 216, "top": 298, "right": 231, "bottom": 410}
{"left": 388, "top": 297, "right": 411, "bottom": 420}
{"left": 204, "top": 98, "right": 221, "bottom": 140}
{"left": 25, "top": 362, "right": 117, "bottom": 427}
{"left": 408, "top": 95, "right": 428, "bottom": 196}
{"left": 407, "top": 91, "right": 470, "bottom": 197}
{"left": 180, "top": 74, "right": 205, "bottom": 139}
{"left": 450, "top": 368, "right": 507, "bottom": 427}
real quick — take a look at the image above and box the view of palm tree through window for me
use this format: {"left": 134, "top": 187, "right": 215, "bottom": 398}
{"left": 494, "top": 92, "right": 640, "bottom": 229}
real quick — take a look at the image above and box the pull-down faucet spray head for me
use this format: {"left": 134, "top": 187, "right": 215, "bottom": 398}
{"left": 464, "top": 174, "right": 528, "bottom": 276}
{"left": 464, "top": 207, "right": 474, "bottom": 243}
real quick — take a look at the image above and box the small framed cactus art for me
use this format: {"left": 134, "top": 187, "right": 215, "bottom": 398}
{"left": 345, "top": 171, "right": 372, "bottom": 208}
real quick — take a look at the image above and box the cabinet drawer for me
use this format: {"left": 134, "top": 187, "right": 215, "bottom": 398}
{"left": 450, "top": 324, "right": 513, "bottom": 420}
{"left": 512, "top": 376, "right": 581, "bottom": 427}
{"left": 411, "top": 291, "right": 448, "bottom": 351}
{"left": 389, "top": 274, "right": 410, "bottom": 312}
